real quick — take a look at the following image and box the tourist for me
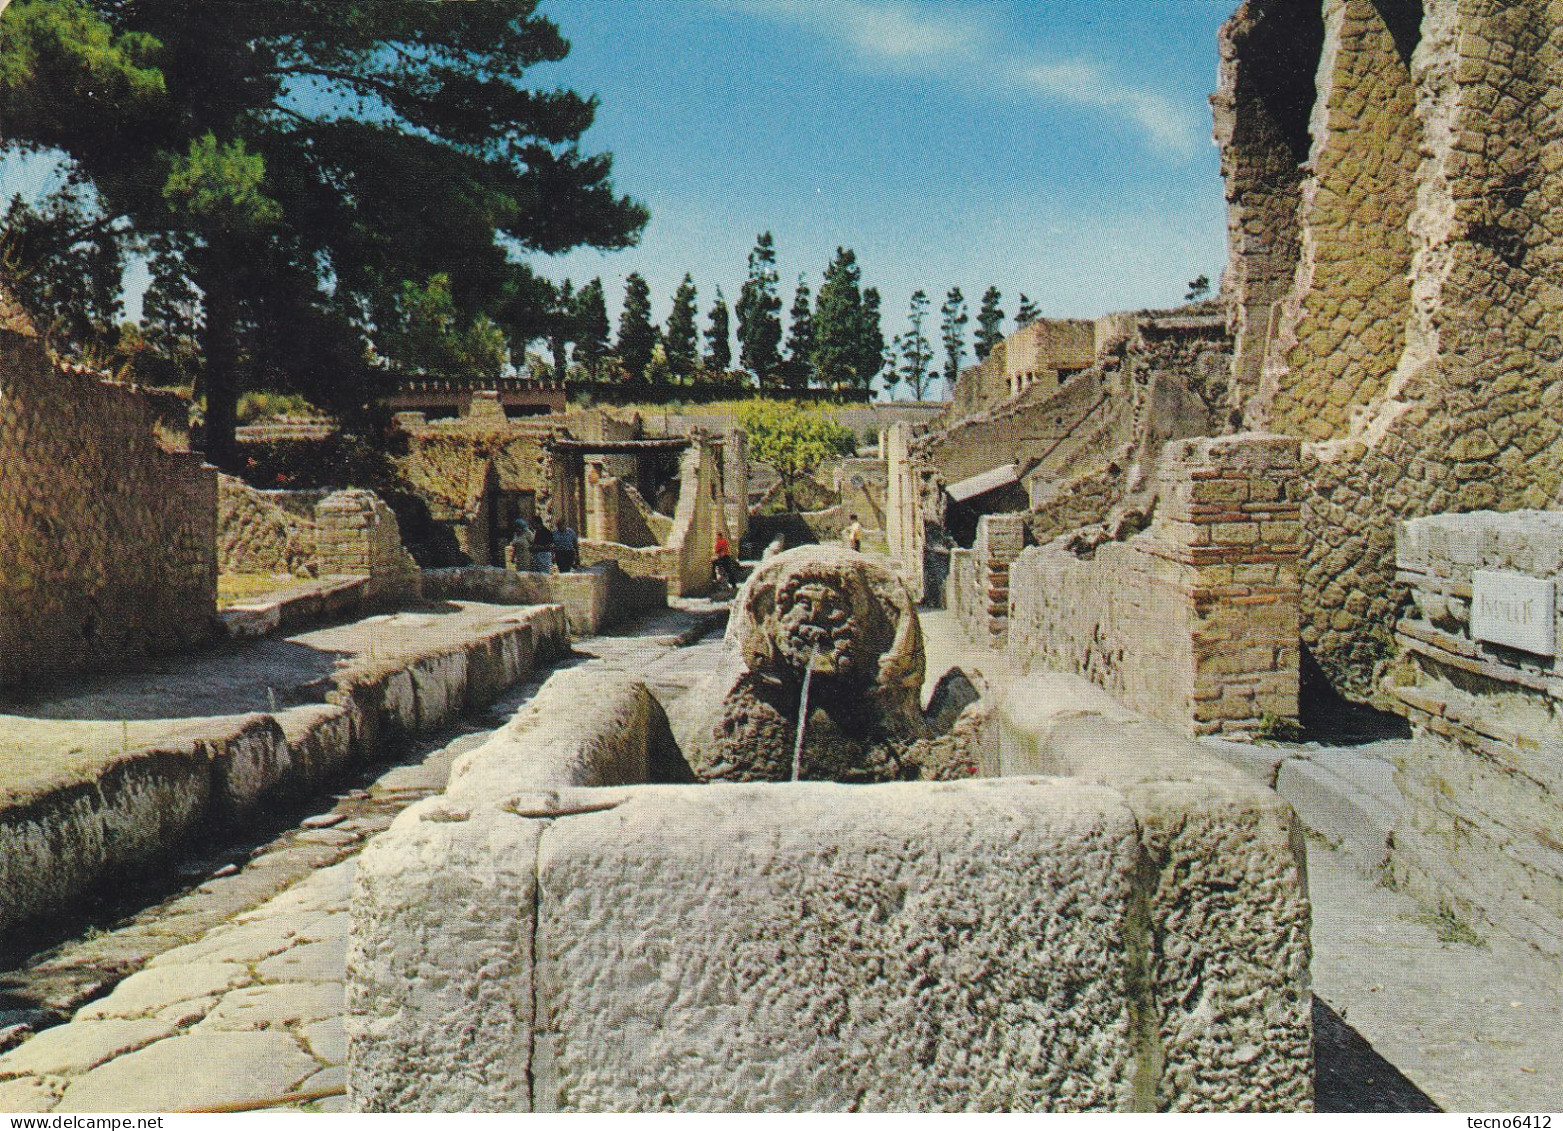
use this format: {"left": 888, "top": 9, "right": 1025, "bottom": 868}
{"left": 508, "top": 516, "right": 531, "bottom": 571}
{"left": 555, "top": 523, "right": 580, "bottom": 573}
{"left": 530, "top": 514, "right": 555, "bottom": 574}
{"left": 713, "top": 531, "right": 740, "bottom": 588}
{"left": 844, "top": 514, "right": 864, "bottom": 553}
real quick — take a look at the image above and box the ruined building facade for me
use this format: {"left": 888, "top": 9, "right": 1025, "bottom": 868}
{"left": 1217, "top": 0, "right": 1563, "bottom": 696}
{"left": 0, "top": 289, "right": 218, "bottom": 685}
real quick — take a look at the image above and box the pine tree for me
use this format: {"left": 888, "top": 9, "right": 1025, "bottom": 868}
{"left": 856, "top": 286, "right": 886, "bottom": 394}
{"left": 664, "top": 273, "right": 699, "bottom": 382}
{"left": 898, "top": 290, "right": 934, "bottom": 400}
{"left": 975, "top": 286, "right": 1004, "bottom": 361}
{"left": 1015, "top": 294, "right": 1040, "bottom": 328}
{"left": 812, "top": 247, "right": 863, "bottom": 391}
{"left": 617, "top": 272, "right": 655, "bottom": 381}
{"left": 781, "top": 274, "right": 815, "bottom": 390}
{"left": 0, "top": 0, "right": 647, "bottom": 468}
{"left": 548, "top": 279, "right": 574, "bottom": 382}
{"left": 572, "top": 278, "right": 611, "bottom": 377}
{"left": 704, "top": 287, "right": 732, "bottom": 376}
{"left": 940, "top": 286, "right": 968, "bottom": 393}
{"left": 736, "top": 232, "right": 782, "bottom": 386}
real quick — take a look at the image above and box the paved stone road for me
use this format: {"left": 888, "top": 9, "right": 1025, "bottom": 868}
{"left": 0, "top": 609, "right": 727, "bottom": 1114}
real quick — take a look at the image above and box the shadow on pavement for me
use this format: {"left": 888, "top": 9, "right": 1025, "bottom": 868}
{"left": 1314, "top": 995, "right": 1441, "bottom": 1112}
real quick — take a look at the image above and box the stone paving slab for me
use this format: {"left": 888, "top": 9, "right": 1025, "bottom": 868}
{"left": 0, "top": 608, "right": 726, "bottom": 1114}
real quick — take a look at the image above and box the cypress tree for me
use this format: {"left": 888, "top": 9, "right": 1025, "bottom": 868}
{"left": 616, "top": 272, "right": 655, "bottom": 381}
{"left": 664, "top": 273, "right": 699, "bottom": 382}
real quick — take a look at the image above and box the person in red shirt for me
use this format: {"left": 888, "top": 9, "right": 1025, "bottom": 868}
{"left": 713, "top": 531, "right": 740, "bottom": 588}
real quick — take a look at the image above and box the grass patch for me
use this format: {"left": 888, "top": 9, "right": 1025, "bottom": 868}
{"left": 1409, "top": 901, "right": 1486, "bottom": 947}
{"left": 217, "top": 573, "right": 312, "bottom": 608}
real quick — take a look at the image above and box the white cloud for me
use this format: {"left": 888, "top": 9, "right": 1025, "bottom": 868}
{"left": 722, "top": 0, "right": 1201, "bottom": 156}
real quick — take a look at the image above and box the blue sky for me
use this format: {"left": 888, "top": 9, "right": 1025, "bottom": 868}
{"left": 534, "top": 0, "right": 1236, "bottom": 385}
{"left": 0, "top": 0, "right": 1237, "bottom": 396}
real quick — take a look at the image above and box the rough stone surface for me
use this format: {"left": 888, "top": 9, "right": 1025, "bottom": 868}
{"left": 0, "top": 308, "right": 217, "bottom": 685}
{"left": 55, "top": 1031, "right": 319, "bottom": 1113}
{"left": 670, "top": 545, "right": 980, "bottom": 781}
{"left": 995, "top": 672, "right": 1313, "bottom": 1112}
{"left": 531, "top": 781, "right": 1147, "bottom": 1113}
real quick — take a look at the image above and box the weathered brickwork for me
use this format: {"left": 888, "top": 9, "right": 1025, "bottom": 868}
{"left": 950, "top": 513, "right": 1027, "bottom": 647}
{"left": 1007, "top": 435, "right": 1301, "bottom": 737}
{"left": 0, "top": 306, "right": 217, "bottom": 684}
{"left": 1212, "top": 0, "right": 1323, "bottom": 415}
{"left": 1267, "top": 0, "right": 1421, "bottom": 440}
{"left": 315, "top": 491, "right": 422, "bottom": 607}
{"left": 1384, "top": 511, "right": 1563, "bottom": 957}
{"left": 1218, "top": 0, "right": 1563, "bottom": 699}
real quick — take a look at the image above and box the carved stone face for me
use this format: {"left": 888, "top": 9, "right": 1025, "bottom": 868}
{"left": 774, "top": 577, "right": 858, "bottom": 677}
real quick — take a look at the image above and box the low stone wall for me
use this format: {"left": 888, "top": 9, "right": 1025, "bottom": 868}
{"left": 217, "top": 476, "right": 328, "bottom": 578}
{"left": 1008, "top": 434, "right": 1301, "bottom": 736}
{"left": 219, "top": 576, "right": 370, "bottom": 639}
{"left": 422, "top": 562, "right": 666, "bottom": 636}
{"left": 346, "top": 666, "right": 1312, "bottom": 1112}
{"left": 993, "top": 672, "right": 1311, "bottom": 1111}
{"left": 316, "top": 490, "right": 423, "bottom": 607}
{"left": 0, "top": 606, "right": 568, "bottom": 942}
{"left": 746, "top": 506, "right": 847, "bottom": 551}
{"left": 1384, "top": 510, "right": 1563, "bottom": 957}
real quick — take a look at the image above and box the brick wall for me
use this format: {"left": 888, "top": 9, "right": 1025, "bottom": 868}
{"left": 315, "top": 490, "right": 422, "bottom": 607}
{"left": 950, "top": 514, "right": 1026, "bottom": 647}
{"left": 1007, "top": 434, "right": 1301, "bottom": 736}
{"left": 0, "top": 314, "right": 218, "bottom": 684}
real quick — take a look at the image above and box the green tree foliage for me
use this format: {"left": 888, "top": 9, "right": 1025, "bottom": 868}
{"left": 940, "top": 286, "right": 968, "bottom": 392}
{"left": 1185, "top": 274, "right": 1211, "bottom": 302}
{"left": 380, "top": 272, "right": 508, "bottom": 383}
{"left": 616, "top": 272, "right": 655, "bottom": 381}
{"left": 736, "top": 399, "right": 855, "bottom": 511}
{"left": 1015, "top": 294, "right": 1040, "bottom": 327}
{"left": 547, "top": 278, "right": 574, "bottom": 382}
{"left": 811, "top": 247, "right": 863, "bottom": 392}
{"left": 1, "top": 184, "right": 123, "bottom": 359}
{"left": 736, "top": 231, "right": 781, "bottom": 387}
{"left": 0, "top": 0, "right": 647, "bottom": 468}
{"left": 974, "top": 285, "right": 1004, "bottom": 361}
{"left": 780, "top": 273, "right": 814, "bottom": 390}
{"left": 704, "top": 286, "right": 732, "bottom": 376}
{"left": 857, "top": 286, "right": 885, "bottom": 393}
{"left": 896, "top": 289, "right": 934, "bottom": 400}
{"left": 572, "top": 277, "right": 611, "bottom": 376}
{"left": 663, "top": 273, "right": 699, "bottom": 382}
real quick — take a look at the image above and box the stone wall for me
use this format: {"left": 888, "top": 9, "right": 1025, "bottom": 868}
{"left": 1216, "top": 0, "right": 1563, "bottom": 699}
{"left": 0, "top": 303, "right": 218, "bottom": 684}
{"left": 1007, "top": 435, "right": 1301, "bottom": 737}
{"left": 883, "top": 422, "right": 926, "bottom": 600}
{"left": 421, "top": 561, "right": 667, "bottom": 637}
{"left": 833, "top": 457, "right": 886, "bottom": 533}
{"left": 1383, "top": 510, "right": 1563, "bottom": 957}
{"left": 217, "top": 475, "right": 327, "bottom": 577}
{"left": 949, "top": 514, "right": 1027, "bottom": 647}
{"left": 315, "top": 491, "right": 423, "bottom": 607}
{"left": 346, "top": 666, "right": 1312, "bottom": 1112}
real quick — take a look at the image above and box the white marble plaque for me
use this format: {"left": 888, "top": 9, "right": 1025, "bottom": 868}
{"left": 1472, "top": 570, "right": 1555, "bottom": 655}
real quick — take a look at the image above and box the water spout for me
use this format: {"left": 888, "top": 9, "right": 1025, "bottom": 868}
{"left": 791, "top": 642, "right": 818, "bottom": 782}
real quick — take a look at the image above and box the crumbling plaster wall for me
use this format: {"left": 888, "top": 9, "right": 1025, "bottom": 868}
{"left": 1219, "top": 0, "right": 1563, "bottom": 699}
{"left": 0, "top": 300, "right": 218, "bottom": 684}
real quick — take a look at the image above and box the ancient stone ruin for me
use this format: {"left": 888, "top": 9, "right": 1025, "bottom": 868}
{"left": 670, "top": 545, "right": 982, "bottom": 782}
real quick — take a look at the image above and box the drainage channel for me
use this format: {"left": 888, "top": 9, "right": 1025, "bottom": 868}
{"left": 0, "top": 667, "right": 553, "bottom": 1047}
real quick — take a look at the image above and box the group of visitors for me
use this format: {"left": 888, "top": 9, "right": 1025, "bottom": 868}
{"left": 510, "top": 514, "right": 579, "bottom": 574}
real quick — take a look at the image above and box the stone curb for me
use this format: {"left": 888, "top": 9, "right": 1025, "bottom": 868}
{"left": 0, "top": 606, "right": 569, "bottom": 940}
